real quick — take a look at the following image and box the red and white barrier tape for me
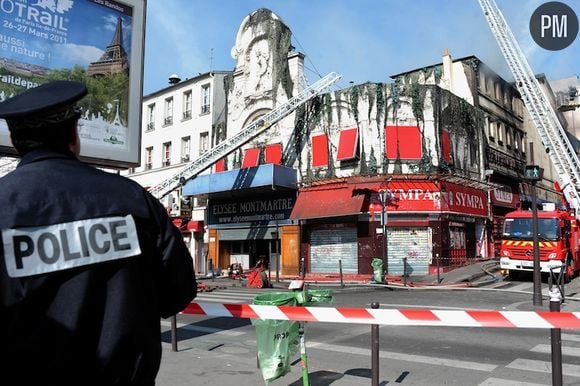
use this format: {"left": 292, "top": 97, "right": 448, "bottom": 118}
{"left": 182, "top": 302, "right": 580, "bottom": 329}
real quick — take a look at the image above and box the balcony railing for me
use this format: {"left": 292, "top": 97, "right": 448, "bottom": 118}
{"left": 146, "top": 122, "right": 155, "bottom": 131}
{"left": 164, "top": 116, "right": 173, "bottom": 126}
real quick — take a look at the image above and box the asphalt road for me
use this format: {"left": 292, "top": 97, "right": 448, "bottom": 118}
{"left": 157, "top": 283, "right": 580, "bottom": 385}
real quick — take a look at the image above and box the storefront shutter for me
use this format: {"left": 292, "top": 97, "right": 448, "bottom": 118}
{"left": 310, "top": 227, "right": 358, "bottom": 273}
{"left": 387, "top": 228, "right": 431, "bottom": 275}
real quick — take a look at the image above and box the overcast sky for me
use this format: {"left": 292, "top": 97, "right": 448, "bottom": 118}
{"left": 143, "top": 0, "right": 579, "bottom": 95}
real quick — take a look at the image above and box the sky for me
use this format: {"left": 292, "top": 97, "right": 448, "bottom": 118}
{"left": 143, "top": 0, "right": 579, "bottom": 96}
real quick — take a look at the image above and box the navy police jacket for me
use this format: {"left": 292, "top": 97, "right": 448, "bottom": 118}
{"left": 0, "top": 150, "right": 197, "bottom": 385}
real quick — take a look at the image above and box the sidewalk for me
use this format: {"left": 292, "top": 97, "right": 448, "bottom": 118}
{"left": 196, "top": 259, "right": 502, "bottom": 290}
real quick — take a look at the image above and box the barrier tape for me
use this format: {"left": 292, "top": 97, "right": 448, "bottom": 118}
{"left": 182, "top": 302, "right": 580, "bottom": 329}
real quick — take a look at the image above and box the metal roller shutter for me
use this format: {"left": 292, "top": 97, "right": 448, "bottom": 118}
{"left": 387, "top": 228, "right": 431, "bottom": 275}
{"left": 310, "top": 227, "right": 358, "bottom": 273}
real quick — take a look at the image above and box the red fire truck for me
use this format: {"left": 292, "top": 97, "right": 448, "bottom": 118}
{"left": 499, "top": 206, "right": 580, "bottom": 280}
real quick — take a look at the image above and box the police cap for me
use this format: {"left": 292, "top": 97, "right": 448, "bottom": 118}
{"left": 0, "top": 80, "right": 87, "bottom": 130}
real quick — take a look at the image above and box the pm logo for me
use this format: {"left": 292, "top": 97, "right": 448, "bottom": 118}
{"left": 530, "top": 1, "right": 578, "bottom": 50}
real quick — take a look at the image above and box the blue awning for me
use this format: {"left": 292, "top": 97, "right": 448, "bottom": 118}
{"left": 182, "top": 164, "right": 297, "bottom": 196}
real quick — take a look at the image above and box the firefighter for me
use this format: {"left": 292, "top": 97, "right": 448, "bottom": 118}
{"left": 0, "top": 80, "right": 196, "bottom": 385}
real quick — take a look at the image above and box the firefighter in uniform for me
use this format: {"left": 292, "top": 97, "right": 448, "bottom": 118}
{"left": 0, "top": 81, "right": 197, "bottom": 385}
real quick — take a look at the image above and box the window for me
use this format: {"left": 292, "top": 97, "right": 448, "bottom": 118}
{"left": 201, "top": 84, "right": 210, "bottom": 114}
{"left": 242, "top": 148, "right": 260, "bottom": 168}
{"left": 514, "top": 132, "right": 520, "bottom": 152}
{"left": 489, "top": 121, "right": 497, "bottom": 141}
{"left": 336, "top": 128, "right": 359, "bottom": 161}
{"left": 497, "top": 123, "right": 504, "bottom": 144}
{"left": 479, "top": 73, "right": 487, "bottom": 92}
{"left": 265, "top": 143, "right": 283, "bottom": 165}
{"left": 145, "top": 147, "right": 153, "bottom": 170}
{"left": 146, "top": 103, "right": 155, "bottom": 131}
{"left": 181, "top": 136, "right": 191, "bottom": 163}
{"left": 164, "top": 97, "right": 173, "bottom": 126}
{"left": 199, "top": 132, "right": 209, "bottom": 154}
{"left": 312, "top": 134, "right": 329, "bottom": 168}
{"left": 506, "top": 126, "right": 512, "bottom": 149}
{"left": 162, "top": 142, "right": 171, "bottom": 166}
{"left": 385, "top": 125, "right": 422, "bottom": 160}
{"left": 214, "top": 158, "right": 226, "bottom": 172}
{"left": 183, "top": 91, "right": 192, "bottom": 120}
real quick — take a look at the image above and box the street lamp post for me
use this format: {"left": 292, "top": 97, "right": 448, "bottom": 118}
{"left": 378, "top": 190, "right": 393, "bottom": 284}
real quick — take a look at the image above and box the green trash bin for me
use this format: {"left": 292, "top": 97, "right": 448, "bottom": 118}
{"left": 252, "top": 292, "right": 300, "bottom": 383}
{"left": 252, "top": 290, "right": 333, "bottom": 383}
{"left": 372, "top": 258, "right": 384, "bottom": 283}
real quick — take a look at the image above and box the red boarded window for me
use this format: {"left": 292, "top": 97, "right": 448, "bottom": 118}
{"left": 241, "top": 148, "right": 260, "bottom": 168}
{"left": 385, "top": 125, "right": 422, "bottom": 160}
{"left": 214, "top": 158, "right": 225, "bottom": 172}
{"left": 265, "top": 143, "right": 282, "bottom": 165}
{"left": 336, "top": 128, "right": 359, "bottom": 161}
{"left": 441, "top": 128, "right": 453, "bottom": 164}
{"left": 312, "top": 134, "right": 329, "bottom": 168}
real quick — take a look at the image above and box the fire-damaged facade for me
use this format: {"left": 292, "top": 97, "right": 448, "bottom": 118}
{"left": 182, "top": 8, "right": 560, "bottom": 278}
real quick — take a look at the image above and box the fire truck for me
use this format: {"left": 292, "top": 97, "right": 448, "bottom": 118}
{"left": 499, "top": 206, "right": 580, "bottom": 280}
{"left": 478, "top": 0, "right": 580, "bottom": 280}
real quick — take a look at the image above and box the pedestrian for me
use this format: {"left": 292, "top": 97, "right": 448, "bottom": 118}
{"left": 0, "top": 80, "right": 197, "bottom": 385}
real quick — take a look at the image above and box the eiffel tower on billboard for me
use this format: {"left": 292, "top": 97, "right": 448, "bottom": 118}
{"left": 87, "top": 17, "right": 129, "bottom": 77}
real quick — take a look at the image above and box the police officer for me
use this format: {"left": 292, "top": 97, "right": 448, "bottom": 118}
{"left": 0, "top": 80, "right": 197, "bottom": 385}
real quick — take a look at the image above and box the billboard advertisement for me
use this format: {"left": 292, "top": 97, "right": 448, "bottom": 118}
{"left": 0, "top": 0, "right": 146, "bottom": 167}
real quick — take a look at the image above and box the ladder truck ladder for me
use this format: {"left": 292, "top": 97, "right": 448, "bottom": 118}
{"left": 148, "top": 71, "right": 342, "bottom": 200}
{"left": 477, "top": 0, "right": 580, "bottom": 216}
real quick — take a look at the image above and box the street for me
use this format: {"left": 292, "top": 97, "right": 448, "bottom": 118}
{"left": 157, "top": 277, "right": 580, "bottom": 385}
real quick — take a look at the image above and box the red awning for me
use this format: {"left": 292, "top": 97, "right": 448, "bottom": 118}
{"left": 186, "top": 220, "right": 204, "bottom": 232}
{"left": 290, "top": 185, "right": 365, "bottom": 219}
{"left": 336, "top": 128, "right": 358, "bottom": 161}
{"left": 242, "top": 148, "right": 260, "bottom": 168}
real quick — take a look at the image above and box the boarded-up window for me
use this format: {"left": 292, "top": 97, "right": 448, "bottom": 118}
{"left": 215, "top": 158, "right": 225, "bottom": 172}
{"left": 265, "top": 143, "right": 282, "bottom": 165}
{"left": 312, "top": 134, "right": 329, "bottom": 168}
{"left": 385, "top": 125, "right": 422, "bottom": 160}
{"left": 336, "top": 128, "right": 359, "bottom": 161}
{"left": 242, "top": 148, "right": 260, "bottom": 168}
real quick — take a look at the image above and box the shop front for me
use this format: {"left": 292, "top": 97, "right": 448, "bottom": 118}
{"left": 291, "top": 176, "right": 490, "bottom": 277}
{"left": 183, "top": 164, "right": 300, "bottom": 277}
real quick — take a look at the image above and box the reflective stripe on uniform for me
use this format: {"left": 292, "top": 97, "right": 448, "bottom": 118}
{"left": 2, "top": 215, "right": 142, "bottom": 278}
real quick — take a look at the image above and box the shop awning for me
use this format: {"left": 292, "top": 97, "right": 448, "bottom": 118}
{"left": 186, "top": 220, "right": 204, "bottom": 232}
{"left": 290, "top": 185, "right": 365, "bottom": 219}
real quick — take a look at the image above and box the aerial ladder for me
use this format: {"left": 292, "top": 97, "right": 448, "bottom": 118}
{"left": 148, "top": 72, "right": 342, "bottom": 200}
{"left": 477, "top": 0, "right": 580, "bottom": 219}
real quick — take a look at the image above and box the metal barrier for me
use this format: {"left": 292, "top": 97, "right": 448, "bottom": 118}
{"left": 182, "top": 302, "right": 577, "bottom": 329}
{"left": 175, "top": 295, "right": 569, "bottom": 385}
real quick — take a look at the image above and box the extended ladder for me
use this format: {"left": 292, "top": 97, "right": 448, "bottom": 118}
{"left": 149, "top": 72, "right": 342, "bottom": 199}
{"left": 477, "top": 0, "right": 580, "bottom": 216}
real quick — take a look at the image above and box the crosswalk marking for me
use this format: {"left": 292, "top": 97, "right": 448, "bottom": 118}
{"left": 160, "top": 319, "right": 245, "bottom": 336}
{"left": 308, "top": 341, "right": 498, "bottom": 372}
{"left": 562, "top": 333, "right": 580, "bottom": 342}
{"left": 194, "top": 287, "right": 271, "bottom": 304}
{"left": 530, "top": 343, "right": 580, "bottom": 357}
{"left": 508, "top": 283, "right": 534, "bottom": 292}
{"left": 506, "top": 358, "right": 580, "bottom": 378}
{"left": 477, "top": 377, "right": 547, "bottom": 386}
